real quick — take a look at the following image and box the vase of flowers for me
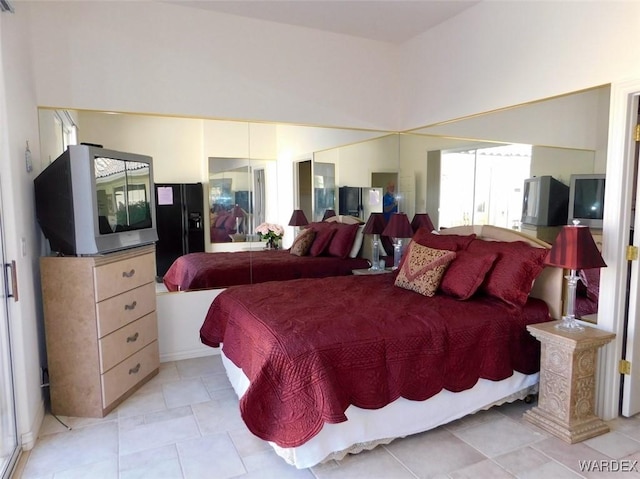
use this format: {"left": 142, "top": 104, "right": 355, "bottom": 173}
{"left": 256, "top": 222, "right": 284, "bottom": 250}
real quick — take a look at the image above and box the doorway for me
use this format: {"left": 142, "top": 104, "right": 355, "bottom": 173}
{"left": 295, "top": 159, "right": 313, "bottom": 223}
{"left": 0, "top": 178, "right": 19, "bottom": 479}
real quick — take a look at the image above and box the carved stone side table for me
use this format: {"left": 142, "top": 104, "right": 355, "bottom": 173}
{"left": 524, "top": 320, "right": 615, "bottom": 443}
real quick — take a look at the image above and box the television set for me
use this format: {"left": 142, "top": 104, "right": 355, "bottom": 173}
{"left": 568, "top": 173, "right": 606, "bottom": 229}
{"left": 34, "top": 144, "right": 158, "bottom": 256}
{"left": 521, "top": 175, "right": 569, "bottom": 226}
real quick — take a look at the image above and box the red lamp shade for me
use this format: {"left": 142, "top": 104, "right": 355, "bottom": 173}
{"left": 545, "top": 224, "right": 606, "bottom": 270}
{"left": 322, "top": 209, "right": 336, "bottom": 221}
{"left": 382, "top": 213, "right": 414, "bottom": 238}
{"left": 411, "top": 213, "right": 435, "bottom": 233}
{"left": 363, "top": 213, "right": 386, "bottom": 235}
{"left": 288, "top": 209, "right": 309, "bottom": 227}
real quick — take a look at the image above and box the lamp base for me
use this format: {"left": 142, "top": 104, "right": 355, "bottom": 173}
{"left": 555, "top": 316, "right": 585, "bottom": 332}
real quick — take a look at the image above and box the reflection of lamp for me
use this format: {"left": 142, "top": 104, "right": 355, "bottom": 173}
{"left": 382, "top": 213, "right": 414, "bottom": 269}
{"left": 363, "top": 213, "right": 387, "bottom": 271}
{"left": 545, "top": 221, "right": 607, "bottom": 331}
{"left": 288, "top": 209, "right": 309, "bottom": 236}
{"left": 232, "top": 205, "right": 244, "bottom": 233}
{"left": 411, "top": 213, "right": 435, "bottom": 233}
{"left": 322, "top": 209, "right": 336, "bottom": 221}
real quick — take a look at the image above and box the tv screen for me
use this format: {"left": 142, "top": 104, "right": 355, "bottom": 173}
{"left": 521, "top": 175, "right": 569, "bottom": 226}
{"left": 568, "top": 174, "right": 605, "bottom": 229}
{"left": 35, "top": 145, "right": 158, "bottom": 255}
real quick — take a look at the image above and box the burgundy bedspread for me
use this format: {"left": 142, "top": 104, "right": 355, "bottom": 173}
{"left": 200, "top": 273, "right": 551, "bottom": 448}
{"left": 163, "top": 250, "right": 370, "bottom": 291}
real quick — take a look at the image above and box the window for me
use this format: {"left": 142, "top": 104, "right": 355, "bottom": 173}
{"left": 440, "top": 144, "right": 531, "bottom": 229}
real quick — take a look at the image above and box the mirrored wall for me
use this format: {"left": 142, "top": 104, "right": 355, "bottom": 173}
{"left": 37, "top": 85, "right": 611, "bottom": 305}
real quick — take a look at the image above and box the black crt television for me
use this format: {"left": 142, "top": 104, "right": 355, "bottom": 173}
{"left": 34, "top": 144, "right": 158, "bottom": 255}
{"left": 521, "top": 175, "right": 569, "bottom": 226}
{"left": 568, "top": 173, "right": 606, "bottom": 229}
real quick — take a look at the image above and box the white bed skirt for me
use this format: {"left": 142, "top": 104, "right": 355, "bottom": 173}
{"left": 220, "top": 350, "right": 539, "bottom": 469}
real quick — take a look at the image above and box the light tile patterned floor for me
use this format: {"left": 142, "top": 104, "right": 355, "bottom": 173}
{"left": 12, "top": 355, "right": 640, "bottom": 478}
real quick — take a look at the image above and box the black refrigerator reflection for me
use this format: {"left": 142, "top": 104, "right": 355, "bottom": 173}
{"left": 154, "top": 183, "right": 205, "bottom": 279}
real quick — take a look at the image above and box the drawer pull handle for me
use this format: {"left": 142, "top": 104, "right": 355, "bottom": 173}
{"left": 122, "top": 269, "right": 136, "bottom": 278}
{"left": 124, "top": 301, "right": 137, "bottom": 311}
{"left": 126, "top": 332, "right": 139, "bottom": 343}
{"left": 129, "top": 363, "right": 141, "bottom": 375}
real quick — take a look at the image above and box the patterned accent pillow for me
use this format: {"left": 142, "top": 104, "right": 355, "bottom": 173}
{"left": 394, "top": 242, "right": 457, "bottom": 297}
{"left": 289, "top": 228, "right": 316, "bottom": 256}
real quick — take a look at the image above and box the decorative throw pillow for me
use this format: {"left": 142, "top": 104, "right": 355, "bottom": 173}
{"left": 440, "top": 250, "right": 498, "bottom": 300}
{"left": 412, "top": 227, "right": 476, "bottom": 252}
{"left": 327, "top": 223, "right": 359, "bottom": 259}
{"left": 309, "top": 227, "right": 336, "bottom": 256}
{"left": 466, "top": 239, "right": 548, "bottom": 308}
{"left": 290, "top": 228, "right": 316, "bottom": 256}
{"left": 394, "top": 243, "right": 456, "bottom": 297}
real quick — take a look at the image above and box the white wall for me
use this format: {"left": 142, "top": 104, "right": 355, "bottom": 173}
{"left": 400, "top": 1, "right": 640, "bottom": 130}
{"left": 26, "top": 1, "right": 399, "bottom": 131}
{"left": 0, "top": 10, "right": 46, "bottom": 450}
{"left": 76, "top": 112, "right": 206, "bottom": 183}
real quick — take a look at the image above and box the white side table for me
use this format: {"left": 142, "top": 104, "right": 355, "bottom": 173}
{"left": 524, "top": 320, "right": 615, "bottom": 443}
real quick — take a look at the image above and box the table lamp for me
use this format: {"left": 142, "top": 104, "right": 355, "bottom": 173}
{"left": 363, "top": 213, "right": 387, "bottom": 271}
{"left": 411, "top": 213, "right": 435, "bottom": 233}
{"left": 322, "top": 209, "right": 336, "bottom": 221}
{"left": 382, "top": 213, "right": 414, "bottom": 269}
{"left": 544, "top": 220, "right": 607, "bottom": 331}
{"left": 288, "top": 209, "right": 309, "bottom": 236}
{"left": 232, "top": 205, "right": 244, "bottom": 233}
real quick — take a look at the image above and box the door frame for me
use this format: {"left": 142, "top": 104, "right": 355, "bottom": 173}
{"left": 597, "top": 79, "right": 640, "bottom": 420}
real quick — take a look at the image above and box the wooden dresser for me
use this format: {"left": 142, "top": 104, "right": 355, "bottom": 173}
{"left": 40, "top": 244, "right": 159, "bottom": 417}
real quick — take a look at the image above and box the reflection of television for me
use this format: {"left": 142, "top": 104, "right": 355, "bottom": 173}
{"left": 568, "top": 174, "right": 606, "bottom": 229}
{"left": 521, "top": 175, "right": 569, "bottom": 226}
{"left": 34, "top": 145, "right": 158, "bottom": 255}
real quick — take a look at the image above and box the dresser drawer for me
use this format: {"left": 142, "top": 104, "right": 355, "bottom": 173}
{"left": 96, "top": 282, "right": 156, "bottom": 338}
{"left": 102, "top": 340, "right": 159, "bottom": 408}
{"left": 99, "top": 312, "right": 158, "bottom": 373}
{"left": 94, "top": 252, "right": 155, "bottom": 301}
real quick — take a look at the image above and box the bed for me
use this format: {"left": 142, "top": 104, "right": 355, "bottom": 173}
{"left": 199, "top": 225, "right": 564, "bottom": 468}
{"left": 163, "top": 215, "right": 371, "bottom": 291}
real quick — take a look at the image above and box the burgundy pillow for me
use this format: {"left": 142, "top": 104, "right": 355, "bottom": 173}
{"left": 440, "top": 250, "right": 498, "bottom": 300}
{"left": 327, "top": 223, "right": 359, "bottom": 259}
{"left": 214, "top": 213, "right": 228, "bottom": 228}
{"left": 412, "top": 227, "right": 476, "bottom": 252}
{"left": 309, "top": 228, "right": 336, "bottom": 256}
{"left": 466, "top": 239, "right": 548, "bottom": 308}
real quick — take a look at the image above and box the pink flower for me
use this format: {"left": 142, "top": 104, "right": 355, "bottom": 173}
{"left": 256, "top": 222, "right": 284, "bottom": 240}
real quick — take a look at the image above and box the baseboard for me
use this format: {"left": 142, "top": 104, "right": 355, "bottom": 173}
{"left": 21, "top": 396, "right": 45, "bottom": 451}
{"left": 160, "top": 347, "right": 218, "bottom": 363}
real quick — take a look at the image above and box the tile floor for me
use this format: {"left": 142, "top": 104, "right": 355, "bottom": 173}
{"left": 12, "top": 354, "right": 640, "bottom": 479}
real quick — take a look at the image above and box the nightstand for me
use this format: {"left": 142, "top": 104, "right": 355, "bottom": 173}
{"left": 524, "top": 320, "right": 615, "bottom": 443}
{"left": 352, "top": 268, "right": 393, "bottom": 275}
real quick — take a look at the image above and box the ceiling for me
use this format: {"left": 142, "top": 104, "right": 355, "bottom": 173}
{"left": 168, "top": 1, "right": 480, "bottom": 44}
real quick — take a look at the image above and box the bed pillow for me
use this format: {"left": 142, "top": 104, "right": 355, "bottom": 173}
{"left": 466, "top": 239, "right": 548, "bottom": 308}
{"left": 327, "top": 223, "right": 359, "bottom": 259}
{"left": 349, "top": 225, "right": 365, "bottom": 258}
{"left": 413, "top": 227, "right": 476, "bottom": 252}
{"left": 290, "top": 228, "right": 316, "bottom": 256}
{"left": 214, "top": 213, "right": 228, "bottom": 228}
{"left": 309, "top": 227, "right": 336, "bottom": 256}
{"left": 394, "top": 242, "right": 456, "bottom": 297}
{"left": 440, "top": 250, "right": 498, "bottom": 300}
